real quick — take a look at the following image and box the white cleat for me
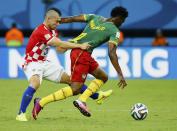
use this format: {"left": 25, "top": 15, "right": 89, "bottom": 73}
{"left": 16, "top": 113, "right": 28, "bottom": 122}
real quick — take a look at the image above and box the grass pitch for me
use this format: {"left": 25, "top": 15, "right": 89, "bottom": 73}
{"left": 0, "top": 79, "right": 177, "bottom": 131}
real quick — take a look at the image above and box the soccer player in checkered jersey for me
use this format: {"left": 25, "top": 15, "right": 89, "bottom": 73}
{"left": 16, "top": 8, "right": 92, "bottom": 121}
{"left": 32, "top": 6, "right": 128, "bottom": 118}
{"left": 17, "top": 8, "right": 113, "bottom": 121}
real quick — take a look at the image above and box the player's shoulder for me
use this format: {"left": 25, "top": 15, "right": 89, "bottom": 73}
{"left": 90, "top": 14, "right": 104, "bottom": 19}
{"left": 84, "top": 14, "right": 103, "bottom": 20}
{"left": 85, "top": 14, "right": 97, "bottom": 17}
{"left": 35, "top": 24, "right": 48, "bottom": 33}
{"left": 107, "top": 22, "right": 119, "bottom": 33}
{"left": 33, "top": 24, "right": 51, "bottom": 36}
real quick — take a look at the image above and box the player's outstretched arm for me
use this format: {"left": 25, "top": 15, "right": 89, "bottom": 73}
{"left": 60, "top": 15, "right": 86, "bottom": 23}
{"left": 56, "top": 46, "right": 67, "bottom": 53}
{"left": 48, "top": 37, "right": 90, "bottom": 50}
{"left": 108, "top": 42, "right": 127, "bottom": 89}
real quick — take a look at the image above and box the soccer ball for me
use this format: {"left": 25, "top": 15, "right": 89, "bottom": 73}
{"left": 131, "top": 103, "right": 148, "bottom": 120}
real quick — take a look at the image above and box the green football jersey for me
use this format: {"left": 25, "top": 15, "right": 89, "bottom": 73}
{"left": 70, "top": 14, "right": 120, "bottom": 53}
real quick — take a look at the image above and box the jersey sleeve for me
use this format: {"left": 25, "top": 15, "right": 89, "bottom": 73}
{"left": 83, "top": 14, "right": 97, "bottom": 22}
{"left": 37, "top": 28, "right": 54, "bottom": 45}
{"left": 108, "top": 30, "right": 120, "bottom": 46}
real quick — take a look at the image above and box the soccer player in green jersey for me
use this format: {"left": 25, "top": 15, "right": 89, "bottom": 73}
{"left": 32, "top": 6, "right": 128, "bottom": 118}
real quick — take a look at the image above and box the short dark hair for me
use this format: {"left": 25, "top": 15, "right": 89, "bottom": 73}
{"left": 111, "top": 6, "right": 128, "bottom": 18}
{"left": 46, "top": 7, "right": 62, "bottom": 16}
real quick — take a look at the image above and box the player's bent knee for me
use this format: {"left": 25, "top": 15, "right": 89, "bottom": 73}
{"left": 101, "top": 75, "right": 108, "bottom": 83}
{"left": 59, "top": 72, "right": 71, "bottom": 85}
{"left": 71, "top": 86, "right": 82, "bottom": 95}
{"left": 29, "top": 75, "right": 40, "bottom": 90}
{"left": 72, "top": 88, "right": 81, "bottom": 95}
{"left": 104, "top": 76, "right": 108, "bottom": 83}
{"left": 70, "top": 82, "right": 83, "bottom": 95}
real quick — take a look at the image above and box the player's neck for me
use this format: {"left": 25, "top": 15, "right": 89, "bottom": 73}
{"left": 106, "top": 18, "right": 115, "bottom": 25}
{"left": 43, "top": 22, "right": 51, "bottom": 31}
{"left": 106, "top": 18, "right": 120, "bottom": 27}
{"left": 106, "top": 18, "right": 114, "bottom": 23}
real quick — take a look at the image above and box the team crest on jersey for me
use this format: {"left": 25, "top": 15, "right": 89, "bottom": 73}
{"left": 44, "top": 34, "right": 51, "bottom": 40}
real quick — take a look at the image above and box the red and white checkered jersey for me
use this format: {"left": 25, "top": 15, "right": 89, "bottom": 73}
{"left": 24, "top": 24, "right": 58, "bottom": 63}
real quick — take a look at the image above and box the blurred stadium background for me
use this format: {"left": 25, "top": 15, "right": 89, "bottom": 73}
{"left": 0, "top": 0, "right": 177, "bottom": 131}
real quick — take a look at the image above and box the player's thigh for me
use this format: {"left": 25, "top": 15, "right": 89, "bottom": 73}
{"left": 43, "top": 61, "right": 65, "bottom": 83}
{"left": 88, "top": 56, "right": 108, "bottom": 82}
{"left": 60, "top": 72, "right": 71, "bottom": 85}
{"left": 71, "top": 63, "right": 89, "bottom": 83}
{"left": 29, "top": 75, "right": 41, "bottom": 90}
{"left": 70, "top": 63, "right": 89, "bottom": 95}
{"left": 91, "top": 67, "right": 108, "bottom": 83}
{"left": 24, "top": 62, "right": 43, "bottom": 89}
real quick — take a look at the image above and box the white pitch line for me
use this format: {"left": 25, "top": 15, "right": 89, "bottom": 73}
{"left": 45, "top": 108, "right": 129, "bottom": 112}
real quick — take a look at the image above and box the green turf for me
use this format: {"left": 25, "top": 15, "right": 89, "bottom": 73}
{"left": 0, "top": 79, "right": 177, "bottom": 131}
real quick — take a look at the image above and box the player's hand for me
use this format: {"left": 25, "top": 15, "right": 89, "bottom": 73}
{"left": 80, "top": 43, "right": 91, "bottom": 50}
{"left": 118, "top": 76, "right": 127, "bottom": 89}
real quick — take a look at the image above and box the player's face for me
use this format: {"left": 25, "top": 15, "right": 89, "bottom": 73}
{"left": 114, "top": 16, "right": 125, "bottom": 27}
{"left": 47, "top": 15, "right": 61, "bottom": 30}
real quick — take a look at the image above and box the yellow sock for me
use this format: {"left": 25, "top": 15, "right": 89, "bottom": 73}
{"left": 39, "top": 86, "right": 73, "bottom": 107}
{"left": 79, "top": 79, "right": 104, "bottom": 102}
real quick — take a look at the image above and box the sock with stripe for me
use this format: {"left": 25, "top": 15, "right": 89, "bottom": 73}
{"left": 79, "top": 79, "right": 104, "bottom": 102}
{"left": 80, "top": 84, "right": 99, "bottom": 100}
{"left": 39, "top": 86, "right": 73, "bottom": 107}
